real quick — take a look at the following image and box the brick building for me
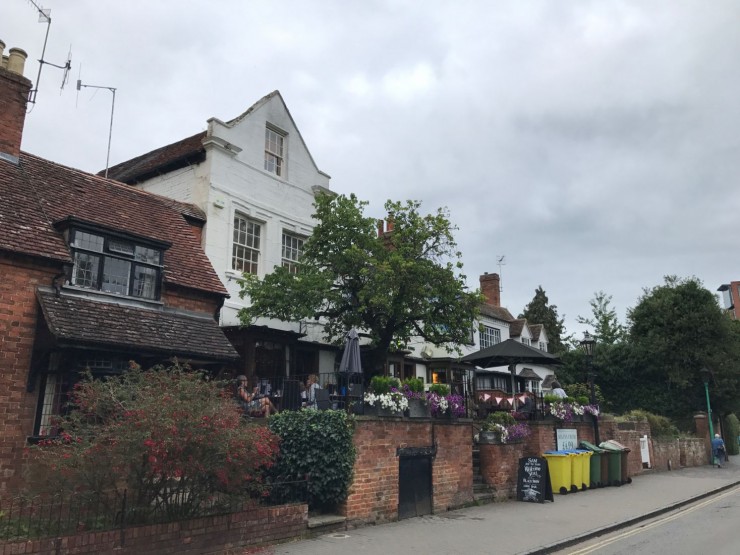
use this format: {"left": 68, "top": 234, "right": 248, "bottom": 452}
{"left": 0, "top": 44, "right": 238, "bottom": 494}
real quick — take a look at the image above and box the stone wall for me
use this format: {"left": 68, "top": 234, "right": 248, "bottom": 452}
{"left": 342, "top": 418, "right": 473, "bottom": 525}
{"left": 0, "top": 503, "right": 307, "bottom": 555}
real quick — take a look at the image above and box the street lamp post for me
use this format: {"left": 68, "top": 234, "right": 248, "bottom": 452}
{"left": 699, "top": 367, "right": 714, "bottom": 440}
{"left": 580, "top": 331, "right": 599, "bottom": 444}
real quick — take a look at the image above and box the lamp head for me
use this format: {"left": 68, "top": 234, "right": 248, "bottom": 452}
{"left": 699, "top": 367, "right": 712, "bottom": 385}
{"left": 579, "top": 331, "right": 596, "bottom": 357}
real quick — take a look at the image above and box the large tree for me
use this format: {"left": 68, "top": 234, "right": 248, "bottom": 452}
{"left": 239, "top": 193, "right": 481, "bottom": 373}
{"left": 626, "top": 276, "right": 740, "bottom": 421}
{"left": 519, "top": 286, "right": 567, "bottom": 353}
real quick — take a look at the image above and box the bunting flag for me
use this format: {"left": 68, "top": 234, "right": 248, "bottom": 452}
{"left": 494, "top": 396, "right": 503, "bottom": 405}
{"left": 508, "top": 397, "right": 515, "bottom": 404}
{"left": 519, "top": 395, "right": 527, "bottom": 403}
{"left": 482, "top": 393, "right": 491, "bottom": 402}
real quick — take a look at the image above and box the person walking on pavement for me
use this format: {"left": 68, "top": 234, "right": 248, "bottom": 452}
{"left": 711, "top": 433, "right": 726, "bottom": 468}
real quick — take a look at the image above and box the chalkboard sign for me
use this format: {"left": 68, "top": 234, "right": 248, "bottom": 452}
{"left": 517, "top": 457, "right": 554, "bottom": 503}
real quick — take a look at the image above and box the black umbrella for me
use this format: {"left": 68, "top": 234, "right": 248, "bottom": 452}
{"left": 338, "top": 328, "right": 363, "bottom": 411}
{"left": 461, "top": 339, "right": 562, "bottom": 410}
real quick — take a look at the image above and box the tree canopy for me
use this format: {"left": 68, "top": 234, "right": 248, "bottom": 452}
{"left": 576, "top": 290, "right": 625, "bottom": 345}
{"left": 239, "top": 193, "right": 481, "bottom": 372}
{"left": 519, "top": 286, "right": 567, "bottom": 353}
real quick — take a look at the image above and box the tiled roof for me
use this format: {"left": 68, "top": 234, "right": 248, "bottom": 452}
{"left": 0, "top": 153, "right": 226, "bottom": 296}
{"left": 479, "top": 304, "right": 515, "bottom": 322}
{"left": 37, "top": 289, "right": 238, "bottom": 362}
{"left": 103, "top": 132, "right": 206, "bottom": 184}
{"left": 542, "top": 375, "right": 557, "bottom": 389}
{"left": 509, "top": 318, "right": 525, "bottom": 338}
{"left": 518, "top": 368, "right": 542, "bottom": 380}
{"left": 529, "top": 324, "right": 543, "bottom": 341}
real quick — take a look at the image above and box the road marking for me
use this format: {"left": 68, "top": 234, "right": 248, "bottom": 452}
{"left": 567, "top": 486, "right": 740, "bottom": 554}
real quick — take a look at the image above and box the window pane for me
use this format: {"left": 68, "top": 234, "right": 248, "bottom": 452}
{"left": 102, "top": 257, "right": 131, "bottom": 295}
{"left": 264, "top": 127, "right": 284, "bottom": 176}
{"left": 37, "top": 374, "right": 70, "bottom": 437}
{"left": 133, "top": 265, "right": 157, "bottom": 299}
{"left": 108, "top": 239, "right": 135, "bottom": 256}
{"left": 72, "top": 252, "right": 100, "bottom": 288}
{"left": 73, "top": 231, "right": 104, "bottom": 252}
{"left": 135, "top": 245, "right": 160, "bottom": 264}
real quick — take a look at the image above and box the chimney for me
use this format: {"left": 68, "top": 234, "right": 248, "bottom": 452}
{"left": 480, "top": 272, "right": 501, "bottom": 307}
{"left": 0, "top": 41, "right": 32, "bottom": 164}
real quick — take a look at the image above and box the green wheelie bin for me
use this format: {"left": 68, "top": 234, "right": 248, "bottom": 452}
{"left": 602, "top": 440, "right": 632, "bottom": 484}
{"left": 543, "top": 451, "right": 573, "bottom": 494}
{"left": 579, "top": 441, "right": 605, "bottom": 488}
{"left": 599, "top": 441, "right": 623, "bottom": 486}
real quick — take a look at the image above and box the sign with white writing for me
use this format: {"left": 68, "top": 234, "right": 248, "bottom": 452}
{"left": 556, "top": 428, "right": 578, "bottom": 450}
{"left": 517, "top": 457, "right": 553, "bottom": 503}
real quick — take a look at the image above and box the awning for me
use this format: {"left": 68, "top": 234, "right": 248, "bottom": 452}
{"left": 36, "top": 288, "right": 239, "bottom": 363}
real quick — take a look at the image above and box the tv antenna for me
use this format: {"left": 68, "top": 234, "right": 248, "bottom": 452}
{"left": 76, "top": 77, "right": 117, "bottom": 177}
{"left": 496, "top": 255, "right": 506, "bottom": 292}
{"left": 26, "top": 1, "right": 72, "bottom": 104}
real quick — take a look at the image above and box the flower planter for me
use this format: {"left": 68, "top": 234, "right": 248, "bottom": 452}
{"left": 377, "top": 406, "right": 403, "bottom": 418}
{"left": 479, "top": 430, "right": 504, "bottom": 444}
{"left": 406, "top": 398, "right": 430, "bottom": 418}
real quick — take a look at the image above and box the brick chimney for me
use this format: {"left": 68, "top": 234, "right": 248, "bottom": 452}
{"left": 480, "top": 272, "right": 501, "bottom": 307}
{"left": 0, "top": 40, "right": 32, "bottom": 164}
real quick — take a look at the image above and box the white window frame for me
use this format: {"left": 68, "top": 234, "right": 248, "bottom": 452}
{"left": 479, "top": 325, "right": 501, "bottom": 349}
{"left": 539, "top": 341, "right": 547, "bottom": 352}
{"left": 281, "top": 231, "right": 305, "bottom": 274}
{"left": 264, "top": 125, "right": 285, "bottom": 177}
{"left": 521, "top": 337, "right": 531, "bottom": 346}
{"left": 232, "top": 214, "right": 261, "bottom": 275}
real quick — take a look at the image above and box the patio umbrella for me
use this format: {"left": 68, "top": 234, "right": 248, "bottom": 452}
{"left": 461, "top": 339, "right": 562, "bottom": 410}
{"left": 338, "top": 328, "right": 363, "bottom": 411}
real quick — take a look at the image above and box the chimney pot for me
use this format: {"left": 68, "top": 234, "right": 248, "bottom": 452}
{"left": 7, "top": 48, "right": 28, "bottom": 76}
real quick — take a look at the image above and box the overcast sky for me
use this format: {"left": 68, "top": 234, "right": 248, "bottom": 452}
{"left": 6, "top": 0, "right": 740, "bottom": 340}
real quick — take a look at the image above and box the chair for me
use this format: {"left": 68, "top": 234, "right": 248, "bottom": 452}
{"left": 315, "top": 388, "right": 331, "bottom": 410}
{"left": 348, "top": 383, "right": 364, "bottom": 415}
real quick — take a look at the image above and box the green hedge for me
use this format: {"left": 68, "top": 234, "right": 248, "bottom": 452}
{"left": 268, "top": 409, "right": 356, "bottom": 512}
{"left": 621, "top": 409, "right": 680, "bottom": 438}
{"left": 724, "top": 414, "right": 739, "bottom": 456}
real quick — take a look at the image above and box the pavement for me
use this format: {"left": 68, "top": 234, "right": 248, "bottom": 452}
{"left": 263, "top": 455, "right": 740, "bottom": 555}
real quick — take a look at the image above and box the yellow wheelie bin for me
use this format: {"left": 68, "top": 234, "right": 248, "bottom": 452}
{"left": 573, "top": 449, "right": 592, "bottom": 490}
{"left": 543, "top": 451, "right": 573, "bottom": 495}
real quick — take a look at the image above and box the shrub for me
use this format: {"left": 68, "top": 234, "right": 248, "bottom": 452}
{"left": 268, "top": 409, "right": 356, "bottom": 512}
{"left": 369, "top": 375, "right": 401, "bottom": 394}
{"left": 564, "top": 382, "right": 606, "bottom": 405}
{"left": 484, "top": 411, "right": 515, "bottom": 430}
{"left": 543, "top": 393, "right": 561, "bottom": 404}
{"left": 402, "top": 377, "right": 424, "bottom": 393}
{"left": 428, "top": 383, "right": 450, "bottom": 396}
{"left": 622, "top": 409, "right": 680, "bottom": 438}
{"left": 25, "top": 363, "right": 280, "bottom": 519}
{"left": 724, "top": 414, "right": 739, "bottom": 456}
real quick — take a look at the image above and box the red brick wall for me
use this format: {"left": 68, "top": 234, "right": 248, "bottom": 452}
{"left": 0, "top": 255, "right": 59, "bottom": 494}
{"left": 162, "top": 285, "right": 223, "bottom": 316}
{"left": 341, "top": 418, "right": 473, "bottom": 525}
{"left": 0, "top": 503, "right": 307, "bottom": 554}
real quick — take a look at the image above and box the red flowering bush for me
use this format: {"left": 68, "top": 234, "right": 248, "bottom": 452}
{"left": 26, "top": 363, "right": 280, "bottom": 519}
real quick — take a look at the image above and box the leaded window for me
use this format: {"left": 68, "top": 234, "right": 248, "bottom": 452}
{"left": 479, "top": 325, "right": 501, "bottom": 349}
{"left": 70, "top": 229, "right": 162, "bottom": 300}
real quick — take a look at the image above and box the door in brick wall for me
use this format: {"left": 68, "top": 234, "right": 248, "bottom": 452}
{"left": 398, "top": 455, "right": 432, "bottom": 519}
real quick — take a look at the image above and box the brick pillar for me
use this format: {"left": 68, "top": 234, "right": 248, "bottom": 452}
{"left": 694, "top": 412, "right": 711, "bottom": 463}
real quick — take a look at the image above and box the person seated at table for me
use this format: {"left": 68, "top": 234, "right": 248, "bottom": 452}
{"left": 236, "top": 375, "right": 276, "bottom": 417}
{"left": 304, "top": 374, "right": 320, "bottom": 409}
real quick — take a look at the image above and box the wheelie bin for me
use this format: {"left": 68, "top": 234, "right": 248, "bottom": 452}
{"left": 573, "top": 450, "right": 592, "bottom": 490}
{"left": 602, "top": 440, "right": 632, "bottom": 484}
{"left": 599, "top": 441, "right": 624, "bottom": 486}
{"left": 543, "top": 451, "right": 573, "bottom": 495}
{"left": 579, "top": 441, "right": 605, "bottom": 488}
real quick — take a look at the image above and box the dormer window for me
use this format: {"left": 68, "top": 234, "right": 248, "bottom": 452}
{"left": 69, "top": 229, "right": 163, "bottom": 300}
{"left": 264, "top": 125, "right": 285, "bottom": 176}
